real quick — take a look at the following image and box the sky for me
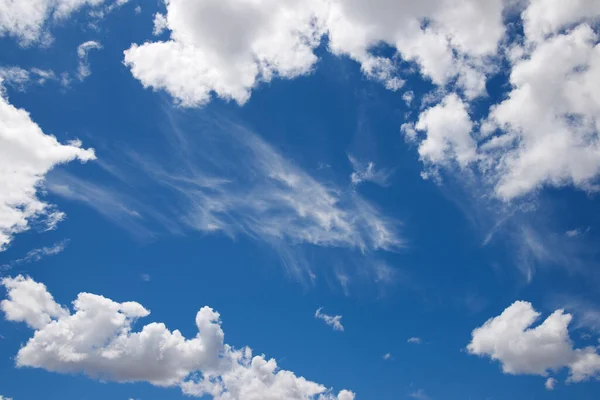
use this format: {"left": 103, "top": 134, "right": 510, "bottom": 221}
{"left": 1, "top": 0, "right": 600, "bottom": 399}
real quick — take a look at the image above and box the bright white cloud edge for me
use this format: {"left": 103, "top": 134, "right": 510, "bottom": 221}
{"left": 467, "top": 300, "right": 600, "bottom": 385}
{"left": 1, "top": 275, "right": 354, "bottom": 400}
{"left": 0, "top": 80, "right": 95, "bottom": 251}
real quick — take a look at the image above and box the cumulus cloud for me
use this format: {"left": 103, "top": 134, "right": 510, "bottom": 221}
{"left": 124, "top": 0, "right": 328, "bottom": 106}
{"left": 406, "top": 93, "right": 477, "bottom": 169}
{"left": 0, "top": 0, "right": 122, "bottom": 45}
{"left": 124, "top": 0, "right": 508, "bottom": 106}
{"left": 545, "top": 377, "right": 556, "bottom": 390}
{"left": 0, "top": 80, "right": 95, "bottom": 251}
{"left": 77, "top": 41, "right": 103, "bottom": 81}
{"left": 1, "top": 276, "right": 353, "bottom": 399}
{"left": 407, "top": 337, "right": 422, "bottom": 344}
{"left": 467, "top": 301, "right": 600, "bottom": 384}
{"left": 123, "top": 1, "right": 600, "bottom": 201}
{"left": 315, "top": 307, "right": 344, "bottom": 332}
{"left": 407, "top": 4, "right": 600, "bottom": 200}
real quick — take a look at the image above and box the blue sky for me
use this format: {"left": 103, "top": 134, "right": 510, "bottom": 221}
{"left": 1, "top": 1, "right": 600, "bottom": 399}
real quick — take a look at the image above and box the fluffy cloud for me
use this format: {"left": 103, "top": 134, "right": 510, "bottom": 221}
{"left": 0, "top": 81, "right": 95, "bottom": 250}
{"left": 406, "top": 3, "right": 600, "bottom": 199}
{"left": 315, "top": 307, "right": 344, "bottom": 332}
{"left": 407, "top": 337, "right": 422, "bottom": 344}
{"left": 1, "top": 276, "right": 353, "bottom": 399}
{"left": 124, "top": 1, "right": 600, "bottom": 200}
{"left": 124, "top": 0, "right": 509, "bottom": 106}
{"left": 0, "top": 0, "right": 122, "bottom": 45}
{"left": 407, "top": 93, "right": 477, "bottom": 168}
{"left": 124, "top": 0, "right": 328, "bottom": 106}
{"left": 467, "top": 301, "right": 600, "bottom": 384}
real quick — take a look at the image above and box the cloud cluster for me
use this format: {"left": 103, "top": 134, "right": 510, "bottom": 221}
{"left": 1, "top": 275, "right": 353, "bottom": 399}
{"left": 0, "top": 80, "right": 95, "bottom": 251}
{"left": 0, "top": 0, "right": 124, "bottom": 45}
{"left": 467, "top": 301, "right": 600, "bottom": 384}
{"left": 406, "top": 2, "right": 600, "bottom": 200}
{"left": 315, "top": 307, "right": 344, "bottom": 332}
{"left": 124, "top": 0, "right": 506, "bottom": 106}
{"left": 124, "top": 0, "right": 600, "bottom": 201}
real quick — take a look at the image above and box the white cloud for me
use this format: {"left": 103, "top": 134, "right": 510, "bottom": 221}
{"left": 382, "top": 353, "right": 392, "bottom": 360}
{"left": 0, "top": 80, "right": 95, "bottom": 251}
{"left": 124, "top": 0, "right": 509, "bottom": 106}
{"left": 77, "top": 41, "right": 102, "bottom": 81}
{"left": 122, "top": 1, "right": 600, "bottom": 201}
{"left": 467, "top": 301, "right": 600, "bottom": 384}
{"left": 124, "top": 0, "right": 328, "bottom": 107}
{"left": 545, "top": 377, "right": 556, "bottom": 390}
{"left": 407, "top": 7, "right": 600, "bottom": 200}
{"left": 0, "top": 67, "right": 56, "bottom": 90}
{"left": 407, "top": 337, "right": 422, "bottom": 344}
{"left": 1, "top": 276, "right": 353, "bottom": 399}
{"left": 402, "top": 91, "right": 414, "bottom": 106}
{"left": 121, "top": 117, "right": 402, "bottom": 255}
{"left": 315, "top": 307, "right": 344, "bottom": 332}
{"left": 408, "top": 93, "right": 477, "bottom": 169}
{"left": 348, "top": 155, "right": 391, "bottom": 187}
{"left": 0, "top": 396, "right": 13, "bottom": 400}
{"left": 1, "top": 239, "right": 69, "bottom": 270}
{"left": 0, "top": 0, "right": 121, "bottom": 45}
{"left": 408, "top": 389, "right": 430, "bottom": 400}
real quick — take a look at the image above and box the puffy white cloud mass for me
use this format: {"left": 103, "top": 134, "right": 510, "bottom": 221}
{"left": 1, "top": 275, "right": 354, "bottom": 399}
{"left": 125, "top": 0, "right": 600, "bottom": 200}
{"left": 405, "top": 2, "right": 600, "bottom": 200}
{"left": 124, "top": 0, "right": 506, "bottom": 106}
{"left": 0, "top": 80, "right": 95, "bottom": 251}
{"left": 467, "top": 301, "right": 600, "bottom": 384}
{"left": 315, "top": 307, "right": 344, "bottom": 332}
{"left": 0, "top": 0, "right": 124, "bottom": 45}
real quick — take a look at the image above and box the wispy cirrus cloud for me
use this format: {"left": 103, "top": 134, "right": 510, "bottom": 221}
{"left": 50, "top": 110, "right": 403, "bottom": 283}
{"left": 1, "top": 240, "right": 69, "bottom": 271}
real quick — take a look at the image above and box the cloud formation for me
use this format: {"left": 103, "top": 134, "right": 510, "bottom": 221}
{"left": 77, "top": 41, "right": 103, "bottom": 81}
{"left": 0, "top": 80, "right": 95, "bottom": 251}
{"left": 315, "top": 307, "right": 344, "bottom": 332}
{"left": 467, "top": 301, "right": 600, "bottom": 384}
{"left": 124, "top": 0, "right": 505, "bottom": 106}
{"left": 1, "top": 275, "right": 354, "bottom": 400}
{"left": 0, "top": 0, "right": 124, "bottom": 45}
{"left": 1, "top": 240, "right": 69, "bottom": 270}
{"left": 124, "top": 1, "right": 600, "bottom": 200}
{"left": 348, "top": 156, "right": 391, "bottom": 187}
